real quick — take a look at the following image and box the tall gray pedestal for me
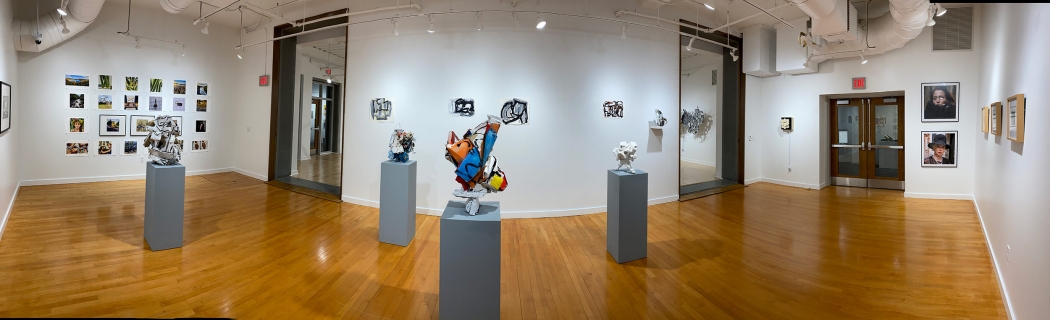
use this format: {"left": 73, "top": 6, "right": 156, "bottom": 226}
{"left": 607, "top": 169, "right": 648, "bottom": 263}
{"left": 379, "top": 160, "right": 417, "bottom": 246}
{"left": 145, "top": 163, "right": 185, "bottom": 251}
{"left": 440, "top": 200, "right": 501, "bottom": 320}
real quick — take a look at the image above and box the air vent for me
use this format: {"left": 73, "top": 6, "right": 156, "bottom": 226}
{"left": 932, "top": 6, "right": 973, "bottom": 51}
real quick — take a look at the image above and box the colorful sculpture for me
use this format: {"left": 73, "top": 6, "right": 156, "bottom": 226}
{"left": 445, "top": 115, "right": 509, "bottom": 215}
{"left": 614, "top": 141, "right": 638, "bottom": 174}
{"left": 388, "top": 128, "right": 415, "bottom": 162}
{"left": 143, "top": 115, "right": 183, "bottom": 165}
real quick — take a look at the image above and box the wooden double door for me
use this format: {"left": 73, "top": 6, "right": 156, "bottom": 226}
{"left": 830, "top": 96, "right": 905, "bottom": 190}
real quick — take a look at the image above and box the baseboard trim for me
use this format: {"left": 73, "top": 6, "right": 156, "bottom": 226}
{"left": 233, "top": 168, "right": 267, "bottom": 181}
{"left": 341, "top": 194, "right": 680, "bottom": 219}
{"left": 0, "top": 180, "right": 21, "bottom": 242}
{"left": 972, "top": 198, "right": 1016, "bottom": 320}
{"left": 751, "top": 177, "right": 821, "bottom": 190}
{"left": 744, "top": 178, "right": 763, "bottom": 185}
{"left": 903, "top": 192, "right": 973, "bottom": 200}
{"left": 21, "top": 168, "right": 235, "bottom": 186}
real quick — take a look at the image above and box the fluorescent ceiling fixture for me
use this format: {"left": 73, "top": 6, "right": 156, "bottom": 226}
{"left": 703, "top": 3, "right": 715, "bottom": 10}
{"left": 536, "top": 15, "right": 546, "bottom": 29}
{"left": 936, "top": 5, "right": 947, "bottom": 17}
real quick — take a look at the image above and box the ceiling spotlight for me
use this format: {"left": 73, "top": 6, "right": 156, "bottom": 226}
{"left": 703, "top": 3, "right": 715, "bottom": 10}
{"left": 57, "top": 1, "right": 68, "bottom": 16}
{"left": 237, "top": 48, "right": 243, "bottom": 59}
{"left": 936, "top": 4, "right": 947, "bottom": 17}
{"left": 392, "top": 18, "right": 399, "bottom": 36}
{"left": 730, "top": 49, "right": 739, "bottom": 61}
{"left": 60, "top": 19, "right": 69, "bottom": 34}
{"left": 427, "top": 14, "right": 435, "bottom": 33}
{"left": 181, "top": 44, "right": 186, "bottom": 57}
{"left": 686, "top": 37, "right": 694, "bottom": 51}
{"left": 927, "top": 17, "right": 936, "bottom": 27}
{"left": 477, "top": 12, "right": 483, "bottom": 31}
{"left": 621, "top": 24, "right": 627, "bottom": 39}
{"left": 326, "top": 76, "right": 332, "bottom": 84}
{"left": 860, "top": 54, "right": 868, "bottom": 64}
{"left": 201, "top": 21, "right": 209, "bottom": 35}
{"left": 134, "top": 37, "right": 141, "bottom": 49}
{"left": 536, "top": 15, "right": 546, "bottom": 29}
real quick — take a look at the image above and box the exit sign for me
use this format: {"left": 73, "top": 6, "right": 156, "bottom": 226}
{"left": 852, "top": 77, "right": 866, "bottom": 89}
{"left": 259, "top": 75, "right": 269, "bottom": 86}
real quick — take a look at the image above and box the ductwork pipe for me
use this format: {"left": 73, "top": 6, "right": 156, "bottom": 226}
{"left": 12, "top": 0, "right": 105, "bottom": 52}
{"left": 801, "top": 0, "right": 932, "bottom": 64}
{"left": 160, "top": 0, "right": 197, "bottom": 14}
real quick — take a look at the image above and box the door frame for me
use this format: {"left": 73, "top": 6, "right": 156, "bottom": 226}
{"left": 823, "top": 91, "right": 906, "bottom": 190}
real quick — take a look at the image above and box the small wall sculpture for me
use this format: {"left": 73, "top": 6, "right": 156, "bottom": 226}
{"left": 681, "top": 107, "right": 706, "bottom": 134}
{"left": 388, "top": 128, "right": 415, "bottom": 162}
{"left": 445, "top": 115, "right": 509, "bottom": 215}
{"left": 614, "top": 141, "right": 638, "bottom": 174}
{"left": 143, "top": 115, "right": 183, "bottom": 165}
{"left": 654, "top": 110, "right": 667, "bottom": 126}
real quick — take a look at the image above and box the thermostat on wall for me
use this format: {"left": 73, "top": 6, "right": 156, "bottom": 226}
{"left": 780, "top": 117, "right": 793, "bottom": 131}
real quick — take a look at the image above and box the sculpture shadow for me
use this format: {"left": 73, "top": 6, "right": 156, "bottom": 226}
{"left": 647, "top": 126, "right": 663, "bottom": 153}
{"left": 680, "top": 116, "right": 714, "bottom": 142}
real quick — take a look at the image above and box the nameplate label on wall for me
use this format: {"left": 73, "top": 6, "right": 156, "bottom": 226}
{"left": 852, "top": 77, "right": 866, "bottom": 89}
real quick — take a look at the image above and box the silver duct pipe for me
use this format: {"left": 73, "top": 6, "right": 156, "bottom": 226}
{"left": 797, "top": 0, "right": 932, "bottom": 64}
{"left": 12, "top": 0, "right": 106, "bottom": 52}
{"left": 160, "top": 0, "right": 197, "bottom": 14}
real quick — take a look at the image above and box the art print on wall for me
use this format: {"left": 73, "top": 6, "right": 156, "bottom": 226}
{"left": 97, "top": 141, "right": 113, "bottom": 155}
{"left": 449, "top": 98, "right": 475, "bottom": 117}
{"left": 197, "top": 82, "right": 208, "bottom": 96}
{"left": 130, "top": 115, "right": 154, "bottom": 136}
{"left": 195, "top": 120, "right": 207, "bottom": 133}
{"left": 69, "top": 93, "right": 86, "bottom": 109}
{"left": 98, "top": 94, "right": 113, "bottom": 110}
{"left": 1007, "top": 94, "right": 1025, "bottom": 142}
{"left": 191, "top": 140, "right": 209, "bottom": 152}
{"left": 921, "top": 82, "right": 959, "bottom": 122}
{"left": 123, "top": 140, "right": 138, "bottom": 155}
{"left": 170, "top": 116, "right": 183, "bottom": 130}
{"left": 990, "top": 102, "right": 1001, "bottom": 135}
{"left": 125, "top": 76, "right": 139, "bottom": 91}
{"left": 99, "top": 115, "right": 126, "bottom": 136}
{"left": 98, "top": 75, "right": 113, "bottom": 90}
{"left": 65, "top": 74, "right": 89, "bottom": 87}
{"left": 149, "top": 78, "right": 163, "bottom": 93}
{"left": 371, "top": 98, "right": 392, "bottom": 122}
{"left": 603, "top": 101, "right": 624, "bottom": 118}
{"left": 68, "top": 117, "right": 86, "bottom": 133}
{"left": 124, "top": 95, "right": 139, "bottom": 110}
{"left": 501, "top": 98, "right": 529, "bottom": 125}
{"left": 981, "top": 107, "right": 989, "bottom": 133}
{"left": 174, "top": 80, "right": 187, "bottom": 94}
{"left": 149, "top": 96, "right": 163, "bottom": 111}
{"left": 196, "top": 99, "right": 208, "bottom": 112}
{"left": 921, "top": 131, "right": 957, "bottom": 168}
{"left": 65, "top": 142, "right": 90, "bottom": 156}
{"left": 0, "top": 81, "right": 10, "bottom": 134}
{"left": 173, "top": 97, "right": 186, "bottom": 111}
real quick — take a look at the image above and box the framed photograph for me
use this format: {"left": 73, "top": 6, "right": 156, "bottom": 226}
{"left": 65, "top": 74, "right": 89, "bottom": 87}
{"left": 990, "top": 102, "right": 1002, "bottom": 135}
{"left": 191, "top": 140, "right": 209, "bottom": 152}
{"left": 1007, "top": 94, "right": 1025, "bottom": 142}
{"left": 173, "top": 97, "right": 186, "bottom": 111}
{"left": 123, "top": 140, "right": 139, "bottom": 155}
{"left": 98, "top": 94, "right": 113, "bottom": 110}
{"left": 124, "top": 95, "right": 139, "bottom": 110}
{"left": 65, "top": 142, "right": 90, "bottom": 156}
{"left": 195, "top": 120, "right": 207, "bottom": 133}
{"left": 98, "top": 75, "right": 113, "bottom": 90}
{"left": 196, "top": 99, "right": 207, "bottom": 112}
{"left": 0, "top": 81, "right": 11, "bottom": 134}
{"left": 68, "top": 117, "right": 87, "bottom": 134}
{"left": 148, "top": 96, "right": 163, "bottom": 111}
{"left": 130, "top": 115, "right": 154, "bottom": 136}
{"left": 99, "top": 115, "right": 126, "bottom": 136}
{"left": 921, "top": 131, "right": 958, "bottom": 168}
{"left": 981, "top": 107, "right": 989, "bottom": 133}
{"left": 69, "top": 92, "right": 86, "bottom": 109}
{"left": 97, "top": 140, "right": 114, "bottom": 155}
{"left": 174, "top": 80, "right": 187, "bottom": 94}
{"left": 125, "top": 76, "right": 139, "bottom": 91}
{"left": 197, "top": 82, "right": 208, "bottom": 96}
{"left": 921, "top": 82, "right": 959, "bottom": 122}
{"left": 149, "top": 78, "right": 163, "bottom": 93}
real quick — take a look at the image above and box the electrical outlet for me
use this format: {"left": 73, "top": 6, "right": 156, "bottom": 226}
{"left": 139, "top": 156, "right": 144, "bottom": 163}
{"left": 749, "top": 135, "right": 754, "bottom": 141}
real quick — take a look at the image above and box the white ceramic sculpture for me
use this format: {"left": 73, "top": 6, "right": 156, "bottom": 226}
{"left": 613, "top": 141, "right": 638, "bottom": 174}
{"left": 143, "top": 115, "right": 183, "bottom": 165}
{"left": 654, "top": 110, "right": 667, "bottom": 126}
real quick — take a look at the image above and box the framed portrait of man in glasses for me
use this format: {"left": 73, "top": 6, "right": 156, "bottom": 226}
{"left": 921, "top": 82, "right": 959, "bottom": 122}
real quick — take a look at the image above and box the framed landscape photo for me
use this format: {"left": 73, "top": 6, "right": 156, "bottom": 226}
{"left": 130, "top": 115, "right": 154, "bottom": 136}
{"left": 921, "top": 131, "right": 958, "bottom": 168}
{"left": 1, "top": 81, "right": 11, "bottom": 134}
{"left": 921, "top": 82, "right": 959, "bottom": 122}
{"left": 990, "top": 102, "right": 1002, "bottom": 135}
{"left": 99, "top": 114, "right": 126, "bottom": 136}
{"left": 1007, "top": 94, "right": 1025, "bottom": 142}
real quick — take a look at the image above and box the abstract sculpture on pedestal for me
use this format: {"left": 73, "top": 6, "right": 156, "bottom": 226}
{"left": 388, "top": 127, "right": 415, "bottom": 162}
{"left": 613, "top": 141, "right": 638, "bottom": 174}
{"left": 143, "top": 115, "right": 183, "bottom": 165}
{"left": 654, "top": 110, "right": 667, "bottom": 126}
{"left": 445, "top": 115, "right": 509, "bottom": 215}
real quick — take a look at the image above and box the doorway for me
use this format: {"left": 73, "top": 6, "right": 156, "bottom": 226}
{"left": 829, "top": 96, "right": 905, "bottom": 190}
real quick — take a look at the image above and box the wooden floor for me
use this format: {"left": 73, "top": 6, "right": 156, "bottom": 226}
{"left": 292, "top": 152, "right": 342, "bottom": 186}
{"left": 0, "top": 173, "right": 1006, "bottom": 319}
{"left": 680, "top": 161, "right": 717, "bottom": 186}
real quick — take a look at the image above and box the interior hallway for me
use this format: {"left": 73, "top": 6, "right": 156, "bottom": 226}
{"left": 291, "top": 152, "right": 342, "bottom": 186}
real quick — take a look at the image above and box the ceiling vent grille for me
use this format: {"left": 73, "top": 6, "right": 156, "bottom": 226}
{"left": 932, "top": 6, "right": 973, "bottom": 51}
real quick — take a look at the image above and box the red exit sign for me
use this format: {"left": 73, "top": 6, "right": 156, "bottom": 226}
{"left": 259, "top": 75, "right": 269, "bottom": 86}
{"left": 852, "top": 77, "right": 866, "bottom": 89}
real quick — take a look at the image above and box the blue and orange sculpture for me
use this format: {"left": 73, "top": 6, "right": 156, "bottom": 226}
{"left": 445, "top": 115, "right": 508, "bottom": 215}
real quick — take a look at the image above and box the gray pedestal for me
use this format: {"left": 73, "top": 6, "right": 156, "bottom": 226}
{"left": 607, "top": 169, "right": 648, "bottom": 263}
{"left": 440, "top": 200, "right": 501, "bottom": 320}
{"left": 145, "top": 163, "right": 185, "bottom": 251}
{"left": 379, "top": 160, "right": 417, "bottom": 246}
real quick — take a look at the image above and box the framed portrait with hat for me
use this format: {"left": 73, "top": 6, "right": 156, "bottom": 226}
{"left": 921, "top": 131, "right": 957, "bottom": 168}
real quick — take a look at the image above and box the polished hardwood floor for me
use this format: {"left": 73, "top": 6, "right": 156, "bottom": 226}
{"left": 680, "top": 161, "right": 717, "bottom": 186}
{"left": 0, "top": 173, "right": 1005, "bottom": 319}
{"left": 292, "top": 152, "right": 342, "bottom": 186}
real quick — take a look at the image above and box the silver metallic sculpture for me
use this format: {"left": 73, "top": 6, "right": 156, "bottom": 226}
{"left": 681, "top": 107, "right": 706, "bottom": 134}
{"left": 613, "top": 141, "right": 638, "bottom": 174}
{"left": 654, "top": 109, "right": 667, "bottom": 126}
{"left": 143, "top": 115, "right": 183, "bottom": 165}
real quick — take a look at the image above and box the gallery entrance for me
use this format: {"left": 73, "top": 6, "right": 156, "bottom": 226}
{"left": 829, "top": 96, "right": 905, "bottom": 190}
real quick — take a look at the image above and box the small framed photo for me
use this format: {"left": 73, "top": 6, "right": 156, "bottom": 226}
{"left": 65, "top": 74, "right": 90, "bottom": 87}
{"left": 65, "top": 142, "right": 90, "bottom": 156}
{"left": 68, "top": 117, "right": 87, "bottom": 134}
{"left": 69, "top": 92, "right": 86, "bottom": 109}
{"left": 603, "top": 101, "right": 624, "bottom": 118}
{"left": 990, "top": 102, "right": 1002, "bottom": 135}
{"left": 981, "top": 107, "right": 989, "bottom": 133}
{"left": 98, "top": 75, "right": 113, "bottom": 90}
{"left": 148, "top": 96, "right": 163, "bottom": 111}
{"left": 174, "top": 79, "right": 187, "bottom": 94}
{"left": 191, "top": 140, "right": 209, "bottom": 152}
{"left": 125, "top": 76, "right": 140, "bottom": 91}
{"left": 149, "top": 78, "right": 163, "bottom": 93}
{"left": 1, "top": 81, "right": 11, "bottom": 134}
{"left": 98, "top": 94, "right": 114, "bottom": 110}
{"left": 130, "top": 115, "right": 154, "bottom": 136}
{"left": 123, "top": 140, "right": 139, "bottom": 155}
{"left": 97, "top": 140, "right": 114, "bottom": 155}
{"left": 124, "top": 95, "right": 139, "bottom": 110}
{"left": 99, "top": 114, "right": 126, "bottom": 136}
{"left": 921, "top": 131, "right": 958, "bottom": 168}
{"left": 195, "top": 120, "right": 207, "bottom": 133}
{"left": 197, "top": 82, "right": 208, "bottom": 96}
{"left": 921, "top": 82, "right": 959, "bottom": 122}
{"left": 170, "top": 116, "right": 184, "bottom": 130}
{"left": 173, "top": 97, "right": 186, "bottom": 111}
{"left": 1007, "top": 94, "right": 1025, "bottom": 142}
{"left": 196, "top": 99, "right": 207, "bottom": 112}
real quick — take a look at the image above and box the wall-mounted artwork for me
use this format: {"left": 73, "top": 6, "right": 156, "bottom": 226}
{"left": 149, "top": 78, "right": 163, "bottom": 93}
{"left": 124, "top": 95, "right": 139, "bottom": 110}
{"left": 1007, "top": 94, "right": 1025, "bottom": 142}
{"left": 173, "top": 80, "right": 187, "bottom": 94}
{"left": 65, "top": 74, "right": 89, "bottom": 87}
{"left": 97, "top": 141, "right": 113, "bottom": 155}
{"left": 98, "top": 75, "right": 112, "bottom": 90}
{"left": 148, "top": 96, "right": 163, "bottom": 111}
{"left": 124, "top": 140, "right": 138, "bottom": 155}
{"left": 1, "top": 81, "right": 11, "bottom": 134}
{"left": 195, "top": 120, "right": 207, "bottom": 133}
{"left": 68, "top": 117, "right": 86, "bottom": 133}
{"left": 197, "top": 82, "right": 208, "bottom": 96}
{"left": 173, "top": 97, "right": 186, "bottom": 111}
{"left": 98, "top": 94, "right": 113, "bottom": 110}
{"left": 65, "top": 142, "right": 89, "bottom": 156}
{"left": 921, "top": 82, "right": 959, "bottom": 122}
{"left": 603, "top": 101, "right": 624, "bottom": 118}
{"left": 449, "top": 98, "right": 475, "bottom": 117}
{"left": 196, "top": 99, "right": 207, "bottom": 112}
{"left": 371, "top": 98, "right": 392, "bottom": 121}
{"left": 921, "top": 131, "right": 957, "bottom": 167}
{"left": 981, "top": 107, "right": 989, "bottom": 133}
{"left": 990, "top": 102, "right": 1002, "bottom": 135}
{"left": 131, "top": 115, "right": 154, "bottom": 136}
{"left": 191, "top": 140, "right": 209, "bottom": 152}
{"left": 500, "top": 98, "right": 529, "bottom": 125}
{"left": 69, "top": 93, "right": 85, "bottom": 109}
{"left": 99, "top": 115, "right": 126, "bottom": 136}
{"left": 125, "top": 76, "right": 139, "bottom": 91}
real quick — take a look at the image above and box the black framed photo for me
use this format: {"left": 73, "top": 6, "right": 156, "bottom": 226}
{"left": 921, "top": 131, "right": 958, "bottom": 168}
{"left": 0, "top": 81, "right": 11, "bottom": 134}
{"left": 99, "top": 114, "right": 126, "bottom": 136}
{"left": 921, "top": 82, "right": 959, "bottom": 122}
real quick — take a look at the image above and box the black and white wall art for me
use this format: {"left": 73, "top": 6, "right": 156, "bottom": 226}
{"left": 1, "top": 81, "right": 10, "bottom": 134}
{"left": 603, "top": 101, "right": 624, "bottom": 118}
{"left": 371, "top": 98, "right": 392, "bottom": 121}
{"left": 449, "top": 98, "right": 475, "bottom": 117}
{"left": 501, "top": 98, "right": 529, "bottom": 125}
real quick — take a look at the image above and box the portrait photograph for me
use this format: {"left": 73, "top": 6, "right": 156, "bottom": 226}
{"left": 97, "top": 141, "right": 113, "bottom": 155}
{"left": 124, "top": 140, "right": 138, "bottom": 155}
{"left": 195, "top": 120, "right": 207, "bottom": 133}
{"left": 65, "top": 142, "right": 90, "bottom": 156}
{"left": 99, "top": 115, "right": 126, "bottom": 136}
{"left": 68, "top": 117, "right": 86, "bottom": 133}
{"left": 69, "top": 93, "right": 85, "bottom": 109}
{"left": 921, "top": 131, "right": 958, "bottom": 168}
{"left": 921, "top": 82, "right": 959, "bottom": 122}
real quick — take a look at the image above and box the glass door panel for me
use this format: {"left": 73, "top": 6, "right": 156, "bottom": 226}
{"left": 830, "top": 97, "right": 904, "bottom": 189}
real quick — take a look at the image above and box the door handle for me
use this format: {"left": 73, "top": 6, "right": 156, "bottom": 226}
{"left": 832, "top": 144, "right": 863, "bottom": 148}
{"left": 871, "top": 145, "right": 904, "bottom": 149}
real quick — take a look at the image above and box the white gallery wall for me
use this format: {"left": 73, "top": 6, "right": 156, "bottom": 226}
{"left": 747, "top": 8, "right": 981, "bottom": 197}
{"left": 232, "top": 24, "right": 273, "bottom": 181}
{"left": 975, "top": 3, "right": 1050, "bottom": 319}
{"left": 0, "top": 0, "right": 20, "bottom": 239}
{"left": 680, "top": 56, "right": 720, "bottom": 167}
{"left": 16, "top": 0, "right": 240, "bottom": 185}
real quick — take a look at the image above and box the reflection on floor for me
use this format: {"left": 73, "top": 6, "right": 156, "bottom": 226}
{"left": 0, "top": 176, "right": 1006, "bottom": 318}
{"left": 291, "top": 152, "right": 342, "bottom": 186}
{"left": 680, "top": 160, "right": 717, "bottom": 185}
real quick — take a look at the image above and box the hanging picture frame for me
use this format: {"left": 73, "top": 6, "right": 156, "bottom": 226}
{"left": 1007, "top": 94, "right": 1025, "bottom": 142}
{"left": 990, "top": 101, "right": 1002, "bottom": 135}
{"left": 99, "top": 114, "right": 127, "bottom": 136}
{"left": 921, "top": 131, "right": 958, "bottom": 168}
{"left": 130, "top": 115, "right": 155, "bottom": 136}
{"left": 981, "top": 107, "right": 989, "bottom": 133}
{"left": 920, "top": 82, "right": 960, "bottom": 122}
{"left": 0, "top": 81, "right": 11, "bottom": 134}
